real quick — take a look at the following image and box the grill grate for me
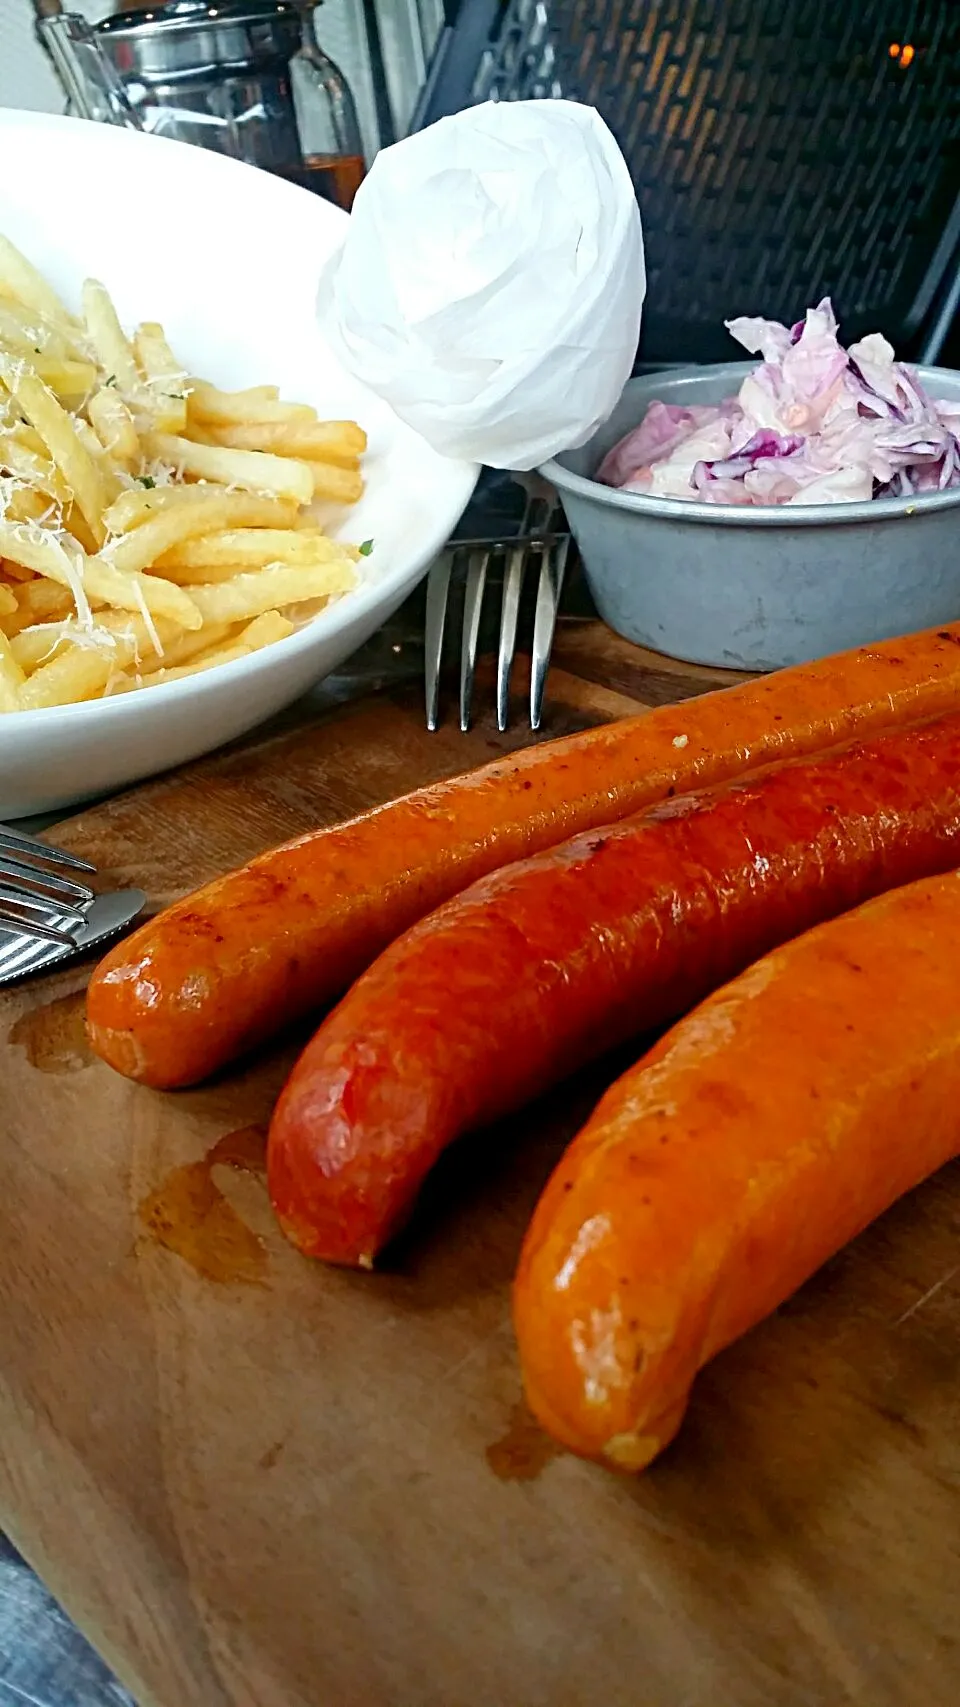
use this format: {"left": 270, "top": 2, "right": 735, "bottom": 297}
{"left": 468, "top": 0, "right": 960, "bottom": 361}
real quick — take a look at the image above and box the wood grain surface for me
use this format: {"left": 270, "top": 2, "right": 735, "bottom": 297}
{"left": 1, "top": 623, "right": 959, "bottom": 1707}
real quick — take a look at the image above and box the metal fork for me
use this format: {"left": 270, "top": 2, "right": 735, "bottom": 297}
{"left": 0, "top": 825, "right": 96, "bottom": 945}
{"left": 424, "top": 489, "right": 571, "bottom": 733}
{"left": 0, "top": 822, "right": 146, "bottom": 986}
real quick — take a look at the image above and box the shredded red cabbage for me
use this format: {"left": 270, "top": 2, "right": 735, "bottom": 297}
{"left": 599, "top": 300, "right": 960, "bottom": 506}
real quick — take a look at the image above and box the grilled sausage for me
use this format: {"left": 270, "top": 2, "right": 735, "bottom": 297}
{"left": 514, "top": 869, "right": 960, "bottom": 1469}
{"left": 89, "top": 623, "right": 960, "bottom": 1088}
{"left": 268, "top": 711, "right": 960, "bottom": 1265}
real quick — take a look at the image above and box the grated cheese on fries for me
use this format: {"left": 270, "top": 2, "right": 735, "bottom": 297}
{"left": 0, "top": 234, "right": 365, "bottom": 714}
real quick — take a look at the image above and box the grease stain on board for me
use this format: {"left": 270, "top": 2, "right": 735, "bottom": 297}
{"left": 486, "top": 1400, "right": 564, "bottom": 1482}
{"left": 138, "top": 1125, "right": 269, "bottom": 1286}
{"left": 9, "top": 990, "right": 92, "bottom": 1074}
{"left": 259, "top": 1439, "right": 286, "bottom": 1471}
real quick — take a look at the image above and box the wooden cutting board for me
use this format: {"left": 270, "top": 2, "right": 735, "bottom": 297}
{"left": 2, "top": 624, "right": 960, "bottom": 1707}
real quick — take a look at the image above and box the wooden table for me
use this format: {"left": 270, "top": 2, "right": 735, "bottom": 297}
{"left": 1, "top": 619, "right": 958, "bottom": 1707}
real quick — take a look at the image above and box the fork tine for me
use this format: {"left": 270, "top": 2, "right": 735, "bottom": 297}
{"left": 425, "top": 501, "right": 570, "bottom": 733}
{"left": 0, "top": 888, "right": 85, "bottom": 925}
{"left": 459, "top": 549, "right": 489, "bottom": 733}
{"left": 0, "top": 886, "right": 87, "bottom": 926}
{"left": 424, "top": 550, "right": 454, "bottom": 733}
{"left": 0, "top": 825, "right": 96, "bottom": 874}
{"left": 497, "top": 544, "right": 527, "bottom": 733}
{"left": 530, "top": 534, "right": 571, "bottom": 732}
{"left": 0, "top": 854, "right": 95, "bottom": 904}
{"left": 0, "top": 907, "right": 79, "bottom": 947}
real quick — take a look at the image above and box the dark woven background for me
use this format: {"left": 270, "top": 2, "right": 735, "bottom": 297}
{"left": 477, "top": 1, "right": 960, "bottom": 362}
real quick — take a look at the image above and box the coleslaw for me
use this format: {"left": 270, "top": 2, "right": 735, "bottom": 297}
{"left": 598, "top": 300, "right": 960, "bottom": 506}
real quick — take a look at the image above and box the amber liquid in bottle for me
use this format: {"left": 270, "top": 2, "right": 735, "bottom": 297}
{"left": 277, "top": 153, "right": 365, "bottom": 211}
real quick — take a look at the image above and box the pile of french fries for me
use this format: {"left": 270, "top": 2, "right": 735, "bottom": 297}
{"left": 0, "top": 234, "right": 366, "bottom": 714}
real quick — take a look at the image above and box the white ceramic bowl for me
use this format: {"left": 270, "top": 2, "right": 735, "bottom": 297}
{"left": 0, "top": 111, "right": 478, "bottom": 818}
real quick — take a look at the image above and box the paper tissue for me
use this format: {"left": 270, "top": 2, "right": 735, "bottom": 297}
{"left": 316, "top": 99, "right": 645, "bottom": 470}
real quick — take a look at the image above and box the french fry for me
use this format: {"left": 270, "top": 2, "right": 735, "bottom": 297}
{"left": 4, "top": 420, "right": 50, "bottom": 460}
{"left": 216, "top": 609, "right": 294, "bottom": 650}
{"left": 0, "top": 307, "right": 93, "bottom": 392}
{"left": 103, "top": 500, "right": 291, "bottom": 577}
{"left": 154, "top": 526, "right": 346, "bottom": 576}
{"left": 133, "top": 322, "right": 189, "bottom": 433}
{"left": 81, "top": 278, "right": 145, "bottom": 400}
{"left": 104, "top": 483, "right": 298, "bottom": 534}
{"left": 0, "top": 357, "right": 112, "bottom": 544}
{"left": 0, "top": 582, "right": 17, "bottom": 616}
{"left": 0, "top": 299, "right": 79, "bottom": 361}
{"left": 32, "top": 357, "right": 98, "bottom": 400}
{"left": 0, "top": 521, "right": 94, "bottom": 615}
{"left": 176, "top": 419, "right": 217, "bottom": 445}
{"left": 0, "top": 558, "right": 34, "bottom": 582}
{"left": 189, "top": 558, "right": 355, "bottom": 625}
{"left": 129, "top": 611, "right": 296, "bottom": 689}
{"left": 133, "top": 321, "right": 184, "bottom": 381}
{"left": 0, "top": 436, "right": 72, "bottom": 506}
{"left": 146, "top": 399, "right": 189, "bottom": 436}
{"left": 186, "top": 380, "right": 317, "bottom": 427}
{"left": 135, "top": 619, "right": 235, "bottom": 674}
{"left": 0, "top": 626, "right": 25, "bottom": 710}
{"left": 11, "top": 608, "right": 170, "bottom": 675}
{"left": 151, "top": 559, "right": 264, "bottom": 586}
{"left": 170, "top": 612, "right": 289, "bottom": 667}
{"left": 202, "top": 419, "right": 366, "bottom": 463}
{"left": 0, "top": 519, "right": 201, "bottom": 631}
{"left": 9, "top": 622, "right": 72, "bottom": 673}
{"left": 0, "top": 236, "right": 80, "bottom": 339}
{"left": 10, "top": 576, "right": 72, "bottom": 628}
{"left": 63, "top": 503, "right": 101, "bottom": 556}
{"left": 81, "top": 607, "right": 174, "bottom": 654}
{"left": 88, "top": 386, "right": 139, "bottom": 462}
{"left": 4, "top": 486, "right": 56, "bottom": 526}
{"left": 116, "top": 647, "right": 249, "bottom": 689}
{"left": 90, "top": 557, "right": 203, "bottom": 629}
{"left": 16, "top": 633, "right": 138, "bottom": 712}
{"left": 145, "top": 431, "right": 314, "bottom": 505}
{"left": 306, "top": 461, "right": 364, "bottom": 505}
{"left": 72, "top": 415, "right": 125, "bottom": 492}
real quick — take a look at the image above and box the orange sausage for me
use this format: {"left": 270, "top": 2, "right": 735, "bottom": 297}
{"left": 88, "top": 623, "right": 960, "bottom": 1089}
{"left": 267, "top": 712, "right": 960, "bottom": 1266}
{"left": 514, "top": 870, "right": 960, "bottom": 1472}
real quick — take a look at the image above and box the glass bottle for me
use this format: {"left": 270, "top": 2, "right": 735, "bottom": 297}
{"left": 286, "top": 3, "right": 366, "bottom": 209}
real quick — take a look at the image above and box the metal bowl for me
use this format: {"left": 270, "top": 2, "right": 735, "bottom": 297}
{"left": 539, "top": 362, "right": 960, "bottom": 671}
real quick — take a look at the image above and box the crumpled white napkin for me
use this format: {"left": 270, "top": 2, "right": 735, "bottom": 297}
{"left": 316, "top": 99, "right": 646, "bottom": 469}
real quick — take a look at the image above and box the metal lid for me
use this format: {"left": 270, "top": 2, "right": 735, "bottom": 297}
{"left": 98, "top": 1, "right": 304, "bottom": 36}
